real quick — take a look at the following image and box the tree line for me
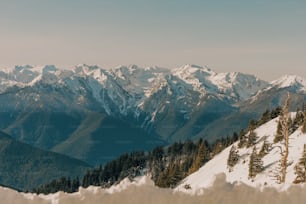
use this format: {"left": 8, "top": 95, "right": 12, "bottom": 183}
{"left": 32, "top": 135, "right": 239, "bottom": 194}
{"left": 33, "top": 106, "right": 290, "bottom": 194}
{"left": 228, "top": 96, "right": 306, "bottom": 183}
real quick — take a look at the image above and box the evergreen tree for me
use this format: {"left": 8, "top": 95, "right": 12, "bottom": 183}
{"left": 72, "top": 177, "right": 80, "bottom": 191}
{"left": 280, "top": 93, "right": 291, "bottom": 183}
{"left": 270, "top": 106, "right": 282, "bottom": 119}
{"left": 168, "top": 163, "right": 183, "bottom": 187}
{"left": 293, "top": 144, "right": 306, "bottom": 183}
{"left": 258, "top": 109, "right": 271, "bottom": 126}
{"left": 248, "top": 146, "right": 264, "bottom": 179}
{"left": 155, "top": 170, "right": 168, "bottom": 187}
{"left": 211, "top": 139, "right": 224, "bottom": 155}
{"left": 227, "top": 145, "right": 239, "bottom": 172}
{"left": 288, "top": 116, "right": 294, "bottom": 135}
{"left": 188, "top": 140, "right": 209, "bottom": 174}
{"left": 302, "top": 112, "right": 306, "bottom": 134}
{"left": 33, "top": 133, "right": 240, "bottom": 193}
{"left": 232, "top": 132, "right": 239, "bottom": 142}
{"left": 238, "top": 129, "right": 247, "bottom": 148}
{"left": 248, "top": 120, "right": 257, "bottom": 132}
{"left": 247, "top": 130, "right": 258, "bottom": 148}
{"left": 259, "top": 139, "right": 271, "bottom": 158}
{"left": 149, "top": 146, "right": 165, "bottom": 181}
{"left": 292, "top": 109, "right": 303, "bottom": 132}
{"left": 274, "top": 119, "right": 283, "bottom": 143}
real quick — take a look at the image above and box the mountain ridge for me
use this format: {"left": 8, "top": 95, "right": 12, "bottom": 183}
{"left": 1, "top": 64, "right": 306, "bottom": 165}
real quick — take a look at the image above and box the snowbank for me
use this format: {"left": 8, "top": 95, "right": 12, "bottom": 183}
{"left": 1, "top": 174, "right": 306, "bottom": 204}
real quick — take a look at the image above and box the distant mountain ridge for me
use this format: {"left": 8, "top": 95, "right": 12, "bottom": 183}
{"left": 0, "top": 64, "right": 306, "bottom": 165}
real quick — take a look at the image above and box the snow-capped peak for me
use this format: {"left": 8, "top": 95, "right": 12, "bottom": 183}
{"left": 111, "top": 65, "right": 170, "bottom": 100}
{"left": 41, "top": 65, "right": 57, "bottom": 73}
{"left": 210, "top": 72, "right": 269, "bottom": 100}
{"left": 113, "top": 65, "right": 169, "bottom": 76}
{"left": 0, "top": 64, "right": 306, "bottom": 110}
{"left": 171, "top": 65, "right": 268, "bottom": 101}
{"left": 271, "top": 75, "right": 306, "bottom": 91}
{"left": 14, "top": 64, "right": 34, "bottom": 71}
{"left": 172, "top": 64, "right": 215, "bottom": 77}
{"left": 73, "top": 64, "right": 101, "bottom": 75}
{"left": 0, "top": 65, "right": 41, "bottom": 84}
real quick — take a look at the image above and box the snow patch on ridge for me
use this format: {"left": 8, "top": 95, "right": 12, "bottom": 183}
{"left": 271, "top": 75, "right": 306, "bottom": 91}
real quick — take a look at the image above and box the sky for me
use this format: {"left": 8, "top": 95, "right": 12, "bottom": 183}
{"left": 0, "top": 0, "right": 305, "bottom": 81}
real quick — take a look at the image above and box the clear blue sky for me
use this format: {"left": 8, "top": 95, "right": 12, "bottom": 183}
{"left": 0, "top": 0, "right": 305, "bottom": 80}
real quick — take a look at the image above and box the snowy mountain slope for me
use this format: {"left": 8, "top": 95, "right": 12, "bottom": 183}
{"left": 138, "top": 64, "right": 268, "bottom": 140}
{"left": 0, "top": 64, "right": 269, "bottom": 104}
{"left": 248, "top": 75, "right": 306, "bottom": 105}
{"left": 200, "top": 75, "right": 306, "bottom": 142}
{"left": 111, "top": 65, "right": 169, "bottom": 98}
{"left": 243, "top": 75, "right": 306, "bottom": 119}
{"left": 1, "top": 64, "right": 306, "bottom": 165}
{"left": 176, "top": 113, "right": 306, "bottom": 193}
{"left": 209, "top": 71, "right": 268, "bottom": 101}
{"left": 0, "top": 83, "right": 165, "bottom": 165}
{"left": 0, "top": 64, "right": 269, "bottom": 128}
{"left": 171, "top": 64, "right": 268, "bottom": 101}
{"left": 270, "top": 75, "right": 306, "bottom": 92}
{"left": 1, "top": 65, "right": 304, "bottom": 106}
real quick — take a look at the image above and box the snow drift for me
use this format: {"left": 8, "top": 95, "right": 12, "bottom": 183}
{"left": 2, "top": 174, "right": 306, "bottom": 204}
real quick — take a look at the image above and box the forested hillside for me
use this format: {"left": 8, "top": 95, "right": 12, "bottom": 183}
{"left": 32, "top": 107, "right": 284, "bottom": 194}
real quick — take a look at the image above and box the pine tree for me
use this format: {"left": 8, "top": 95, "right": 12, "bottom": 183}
{"left": 72, "top": 177, "right": 80, "bottom": 191}
{"left": 156, "top": 170, "right": 168, "bottom": 187}
{"left": 188, "top": 140, "right": 209, "bottom": 174}
{"left": 248, "top": 120, "right": 257, "bottom": 132}
{"left": 211, "top": 139, "right": 224, "bottom": 155}
{"left": 293, "top": 144, "right": 306, "bottom": 183}
{"left": 227, "top": 145, "right": 239, "bottom": 172}
{"left": 248, "top": 146, "right": 264, "bottom": 179}
{"left": 288, "top": 116, "right": 294, "bottom": 135}
{"left": 168, "top": 163, "right": 183, "bottom": 187}
{"left": 270, "top": 106, "right": 282, "bottom": 119}
{"left": 259, "top": 139, "right": 271, "bottom": 158}
{"left": 150, "top": 146, "right": 165, "bottom": 181}
{"left": 238, "top": 129, "right": 247, "bottom": 148}
{"left": 258, "top": 109, "right": 271, "bottom": 126}
{"left": 302, "top": 111, "right": 306, "bottom": 134}
{"left": 292, "top": 109, "right": 303, "bottom": 132}
{"left": 274, "top": 119, "right": 283, "bottom": 143}
{"left": 247, "top": 130, "right": 258, "bottom": 148}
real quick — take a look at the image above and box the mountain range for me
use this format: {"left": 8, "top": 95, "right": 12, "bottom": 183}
{"left": 1, "top": 64, "right": 306, "bottom": 165}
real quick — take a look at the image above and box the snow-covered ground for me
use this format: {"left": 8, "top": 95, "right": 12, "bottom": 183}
{"left": 0, "top": 176, "right": 152, "bottom": 204}
{"left": 176, "top": 113, "right": 306, "bottom": 194}
{"left": 2, "top": 173, "right": 306, "bottom": 204}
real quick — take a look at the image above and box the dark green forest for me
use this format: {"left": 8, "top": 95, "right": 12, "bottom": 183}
{"left": 32, "top": 107, "right": 284, "bottom": 194}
